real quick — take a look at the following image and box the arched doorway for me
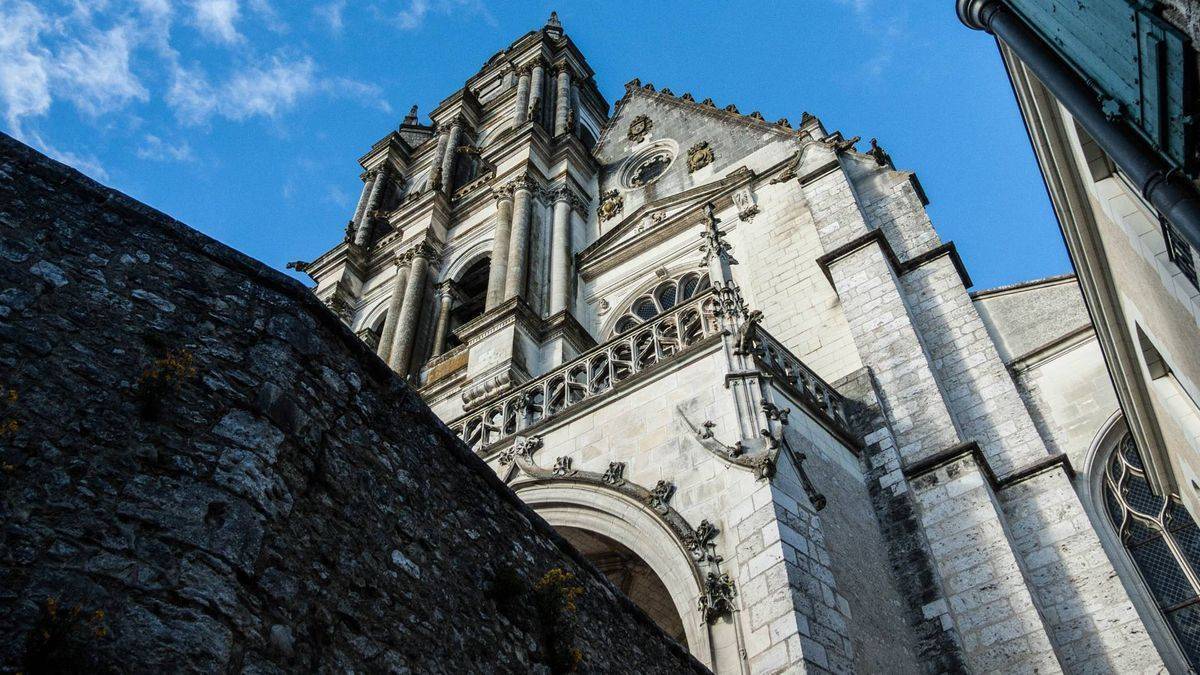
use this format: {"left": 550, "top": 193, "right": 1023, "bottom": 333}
{"left": 514, "top": 483, "right": 713, "bottom": 667}
{"left": 555, "top": 527, "right": 687, "bottom": 643}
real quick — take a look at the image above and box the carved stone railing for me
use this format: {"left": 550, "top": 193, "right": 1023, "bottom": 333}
{"left": 745, "top": 327, "right": 850, "bottom": 433}
{"left": 450, "top": 290, "right": 721, "bottom": 453}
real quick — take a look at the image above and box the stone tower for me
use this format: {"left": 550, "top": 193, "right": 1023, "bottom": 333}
{"left": 301, "top": 13, "right": 1196, "bottom": 673}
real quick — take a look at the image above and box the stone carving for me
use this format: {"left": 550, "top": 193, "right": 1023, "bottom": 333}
{"left": 733, "top": 309, "right": 764, "bottom": 356}
{"left": 601, "top": 461, "right": 626, "bottom": 485}
{"left": 821, "top": 134, "right": 860, "bottom": 153}
{"left": 647, "top": 480, "right": 674, "bottom": 513}
{"left": 627, "top": 114, "right": 653, "bottom": 143}
{"left": 698, "top": 572, "right": 737, "bottom": 623}
{"left": 713, "top": 281, "right": 749, "bottom": 321}
{"left": 322, "top": 295, "right": 354, "bottom": 324}
{"left": 732, "top": 186, "right": 759, "bottom": 221}
{"left": 597, "top": 298, "right": 610, "bottom": 315}
{"left": 868, "top": 137, "right": 893, "bottom": 167}
{"left": 598, "top": 190, "right": 623, "bottom": 222}
{"left": 687, "top": 141, "right": 715, "bottom": 173}
{"left": 698, "top": 203, "right": 737, "bottom": 268}
{"left": 462, "top": 370, "right": 516, "bottom": 409}
{"left": 500, "top": 434, "right": 542, "bottom": 466}
{"left": 343, "top": 221, "right": 356, "bottom": 243}
{"left": 552, "top": 456, "right": 576, "bottom": 477}
{"left": 761, "top": 400, "right": 791, "bottom": 425}
{"left": 682, "top": 520, "right": 721, "bottom": 564}
{"left": 679, "top": 408, "right": 778, "bottom": 480}
{"left": 770, "top": 149, "right": 803, "bottom": 185}
{"left": 286, "top": 260, "right": 311, "bottom": 273}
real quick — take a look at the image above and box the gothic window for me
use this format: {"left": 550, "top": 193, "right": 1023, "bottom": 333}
{"left": 610, "top": 272, "right": 710, "bottom": 337}
{"left": 1104, "top": 433, "right": 1200, "bottom": 667}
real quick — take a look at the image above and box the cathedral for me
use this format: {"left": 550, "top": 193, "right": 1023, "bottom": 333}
{"left": 299, "top": 13, "right": 1200, "bottom": 673}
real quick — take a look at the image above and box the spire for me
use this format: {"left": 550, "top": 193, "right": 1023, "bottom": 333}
{"left": 401, "top": 104, "right": 419, "bottom": 127}
{"left": 545, "top": 11, "right": 562, "bottom": 33}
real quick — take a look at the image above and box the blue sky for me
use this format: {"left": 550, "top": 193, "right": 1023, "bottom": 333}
{"left": 1, "top": 0, "right": 1066, "bottom": 290}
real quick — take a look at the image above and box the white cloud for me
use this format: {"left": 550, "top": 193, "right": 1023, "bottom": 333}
{"left": 314, "top": 0, "right": 346, "bottom": 34}
{"left": 0, "top": 0, "right": 53, "bottom": 132}
{"left": 136, "top": 133, "right": 195, "bottom": 162}
{"left": 169, "top": 55, "right": 323, "bottom": 124}
{"left": 323, "top": 77, "right": 391, "bottom": 114}
{"left": 248, "top": 0, "right": 287, "bottom": 33}
{"left": 0, "top": 0, "right": 394, "bottom": 176}
{"left": 835, "top": 0, "right": 872, "bottom": 15}
{"left": 395, "top": 0, "right": 430, "bottom": 29}
{"left": 390, "top": 0, "right": 494, "bottom": 30}
{"left": 223, "top": 55, "right": 315, "bottom": 119}
{"left": 56, "top": 25, "right": 149, "bottom": 117}
{"left": 191, "top": 0, "right": 242, "bottom": 44}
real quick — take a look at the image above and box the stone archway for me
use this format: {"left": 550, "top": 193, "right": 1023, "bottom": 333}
{"left": 556, "top": 526, "right": 687, "bottom": 643}
{"left": 514, "top": 483, "right": 714, "bottom": 668}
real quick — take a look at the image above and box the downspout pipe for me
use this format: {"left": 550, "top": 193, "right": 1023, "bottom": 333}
{"left": 958, "top": 0, "right": 1200, "bottom": 254}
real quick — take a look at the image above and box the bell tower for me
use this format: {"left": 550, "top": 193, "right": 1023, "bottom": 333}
{"left": 301, "top": 12, "right": 606, "bottom": 418}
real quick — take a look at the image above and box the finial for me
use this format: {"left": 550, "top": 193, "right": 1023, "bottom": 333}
{"left": 546, "top": 11, "right": 561, "bottom": 30}
{"left": 402, "top": 104, "right": 419, "bottom": 126}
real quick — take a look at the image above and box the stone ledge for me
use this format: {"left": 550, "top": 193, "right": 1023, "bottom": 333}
{"left": 814, "top": 228, "right": 974, "bottom": 290}
{"left": 901, "top": 439, "right": 1074, "bottom": 491}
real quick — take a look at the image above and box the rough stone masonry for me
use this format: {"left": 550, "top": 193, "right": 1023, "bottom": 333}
{"left": 0, "top": 133, "right": 707, "bottom": 674}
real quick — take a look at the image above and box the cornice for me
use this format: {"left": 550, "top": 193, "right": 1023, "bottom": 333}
{"left": 595, "top": 79, "right": 822, "bottom": 156}
{"left": 453, "top": 295, "right": 541, "bottom": 346}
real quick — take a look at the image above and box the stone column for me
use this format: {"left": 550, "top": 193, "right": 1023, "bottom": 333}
{"left": 440, "top": 118, "right": 463, "bottom": 196}
{"left": 354, "top": 167, "right": 388, "bottom": 246}
{"left": 548, "top": 186, "right": 574, "bottom": 314}
{"left": 514, "top": 68, "right": 531, "bottom": 124}
{"left": 503, "top": 177, "right": 535, "bottom": 301}
{"left": 485, "top": 185, "right": 515, "bottom": 310}
{"left": 350, "top": 171, "right": 372, "bottom": 227}
{"left": 431, "top": 282, "right": 455, "bottom": 357}
{"left": 528, "top": 60, "right": 545, "bottom": 125}
{"left": 388, "top": 244, "right": 434, "bottom": 377}
{"left": 430, "top": 130, "right": 449, "bottom": 191}
{"left": 376, "top": 253, "right": 412, "bottom": 362}
{"left": 553, "top": 66, "right": 572, "bottom": 137}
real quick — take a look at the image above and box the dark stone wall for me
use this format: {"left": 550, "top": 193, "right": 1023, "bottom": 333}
{"left": 0, "top": 133, "right": 707, "bottom": 674}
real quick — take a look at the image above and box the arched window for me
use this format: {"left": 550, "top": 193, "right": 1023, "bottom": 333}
{"left": 1103, "top": 432, "right": 1200, "bottom": 667}
{"left": 442, "top": 258, "right": 489, "bottom": 353}
{"left": 610, "top": 272, "right": 710, "bottom": 337}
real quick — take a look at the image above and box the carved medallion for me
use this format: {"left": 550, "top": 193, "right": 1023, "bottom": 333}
{"left": 598, "top": 189, "right": 624, "bottom": 222}
{"left": 627, "top": 114, "right": 653, "bottom": 143}
{"left": 687, "top": 141, "right": 715, "bottom": 173}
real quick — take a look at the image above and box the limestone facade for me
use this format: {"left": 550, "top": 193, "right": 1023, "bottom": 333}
{"left": 301, "top": 14, "right": 1196, "bottom": 672}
